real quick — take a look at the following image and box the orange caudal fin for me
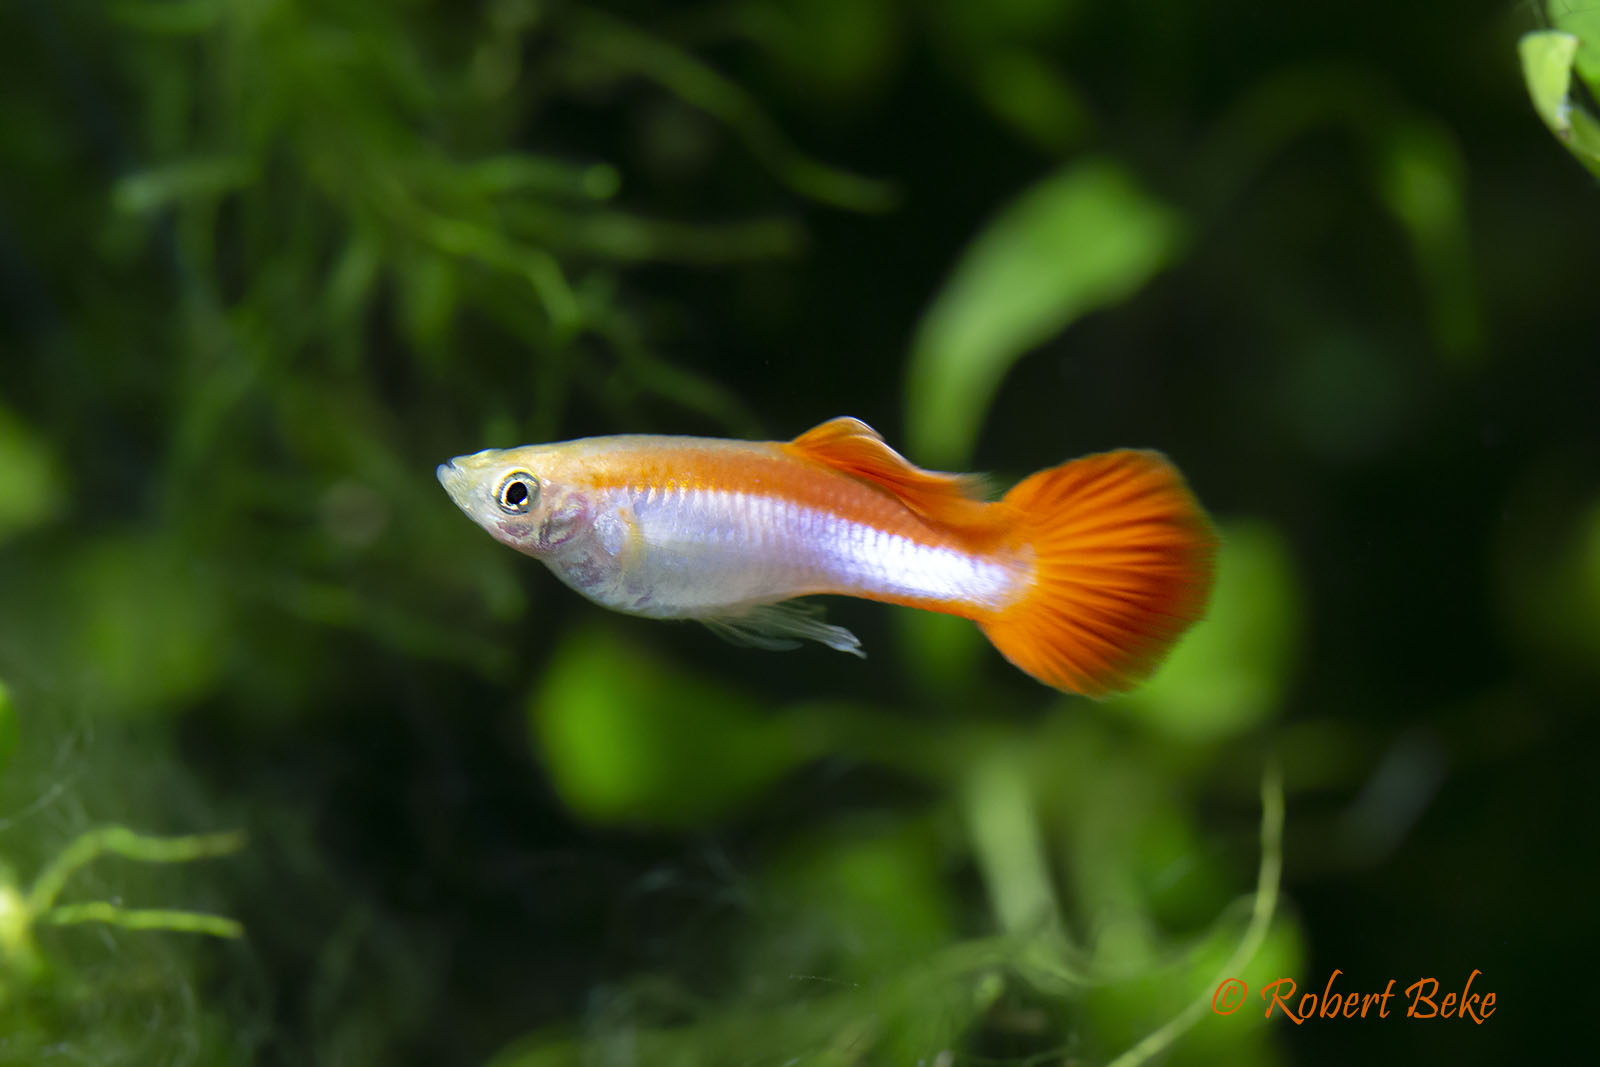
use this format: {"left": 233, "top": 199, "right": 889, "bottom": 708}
{"left": 980, "top": 450, "right": 1218, "bottom": 697}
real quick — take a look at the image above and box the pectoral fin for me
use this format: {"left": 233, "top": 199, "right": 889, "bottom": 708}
{"left": 699, "top": 600, "right": 865, "bottom": 658}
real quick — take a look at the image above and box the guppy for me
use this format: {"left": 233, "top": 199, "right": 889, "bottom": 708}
{"left": 437, "top": 417, "right": 1216, "bottom": 695}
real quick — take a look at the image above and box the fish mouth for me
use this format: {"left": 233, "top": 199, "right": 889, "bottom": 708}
{"left": 436, "top": 458, "right": 473, "bottom": 513}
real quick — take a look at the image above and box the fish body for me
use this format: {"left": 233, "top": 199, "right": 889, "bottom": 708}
{"left": 438, "top": 417, "right": 1216, "bottom": 695}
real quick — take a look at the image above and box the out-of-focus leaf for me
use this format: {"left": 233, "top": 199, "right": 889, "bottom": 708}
{"left": 489, "top": 923, "right": 1032, "bottom": 1067}
{"left": 505, "top": 203, "right": 805, "bottom": 264}
{"left": 1583, "top": 503, "right": 1600, "bottom": 624}
{"left": 933, "top": 0, "right": 1082, "bottom": 40}
{"left": 1500, "top": 489, "right": 1600, "bottom": 677}
{"left": 112, "top": 157, "right": 255, "bottom": 214}
{"left": 568, "top": 8, "right": 896, "bottom": 212}
{"left": 69, "top": 537, "right": 226, "bottom": 716}
{"left": 965, "top": 751, "right": 1059, "bottom": 934}
{"left": 1518, "top": 31, "right": 1600, "bottom": 178}
{"left": 760, "top": 823, "right": 955, "bottom": 975}
{"left": 1548, "top": 5, "right": 1600, "bottom": 88}
{"left": 892, "top": 610, "right": 985, "bottom": 700}
{"left": 0, "top": 408, "right": 63, "bottom": 543}
{"left": 529, "top": 628, "right": 822, "bottom": 827}
{"left": 323, "top": 232, "right": 384, "bottom": 328}
{"left": 109, "top": 0, "right": 227, "bottom": 35}
{"left": 1134, "top": 804, "right": 1234, "bottom": 935}
{"left": 412, "top": 212, "right": 581, "bottom": 333}
{"left": 1521, "top": 31, "right": 1579, "bottom": 132}
{"left": 462, "top": 155, "right": 620, "bottom": 200}
{"left": 752, "top": 0, "right": 902, "bottom": 103}
{"left": 0, "top": 678, "right": 17, "bottom": 773}
{"left": 1116, "top": 521, "right": 1301, "bottom": 740}
{"left": 1372, "top": 119, "right": 1479, "bottom": 363}
{"left": 907, "top": 159, "right": 1184, "bottom": 466}
{"left": 1087, "top": 762, "right": 1293, "bottom": 1067}
{"left": 398, "top": 252, "right": 459, "bottom": 361}
{"left": 970, "top": 50, "right": 1091, "bottom": 153}
{"left": 1088, "top": 918, "right": 1302, "bottom": 1067}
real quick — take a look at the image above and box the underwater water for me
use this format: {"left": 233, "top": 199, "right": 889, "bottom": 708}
{"left": 0, "top": 1, "right": 1594, "bottom": 1064}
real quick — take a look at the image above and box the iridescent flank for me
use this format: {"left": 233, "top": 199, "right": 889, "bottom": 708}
{"left": 615, "top": 484, "right": 1021, "bottom": 615}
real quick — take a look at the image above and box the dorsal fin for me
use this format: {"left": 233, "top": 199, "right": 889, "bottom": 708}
{"left": 783, "top": 417, "right": 994, "bottom": 528}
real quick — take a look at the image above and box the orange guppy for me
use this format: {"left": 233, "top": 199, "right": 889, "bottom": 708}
{"left": 437, "top": 417, "right": 1217, "bottom": 695}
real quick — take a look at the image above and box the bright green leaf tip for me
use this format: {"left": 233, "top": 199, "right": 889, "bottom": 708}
{"left": 1518, "top": 30, "right": 1600, "bottom": 178}
{"left": 1520, "top": 31, "right": 1580, "bottom": 137}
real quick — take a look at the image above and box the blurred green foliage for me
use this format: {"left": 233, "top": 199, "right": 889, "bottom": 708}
{"left": 0, "top": 0, "right": 1593, "bottom": 1065}
{"left": 0, "top": 409, "right": 62, "bottom": 545}
{"left": 0, "top": 684, "right": 248, "bottom": 1065}
{"left": 908, "top": 159, "right": 1185, "bottom": 467}
{"left": 531, "top": 628, "right": 823, "bottom": 826}
{"left": 1119, "top": 522, "right": 1301, "bottom": 741}
{"left": 0, "top": 682, "right": 17, "bottom": 774}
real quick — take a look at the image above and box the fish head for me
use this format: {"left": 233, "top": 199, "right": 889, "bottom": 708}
{"left": 436, "top": 445, "right": 593, "bottom": 557}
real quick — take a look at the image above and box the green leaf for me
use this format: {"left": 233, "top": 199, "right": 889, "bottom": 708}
{"left": 1090, "top": 918, "right": 1302, "bottom": 1067}
{"left": 1114, "top": 521, "right": 1301, "bottom": 741}
{"left": 1372, "top": 119, "right": 1480, "bottom": 362}
{"left": 970, "top": 50, "right": 1091, "bottom": 153}
{"left": 528, "top": 628, "right": 821, "bottom": 827}
{"left": 1500, "top": 493, "right": 1600, "bottom": 677}
{"left": 70, "top": 537, "right": 227, "bottom": 716}
{"left": 397, "top": 252, "right": 459, "bottom": 361}
{"left": 892, "top": 609, "right": 985, "bottom": 700}
{"left": 1518, "top": 31, "right": 1600, "bottom": 179}
{"left": 907, "top": 159, "right": 1184, "bottom": 466}
{"left": 0, "top": 678, "right": 17, "bottom": 773}
{"left": 568, "top": 8, "right": 895, "bottom": 213}
{"left": 108, "top": 0, "right": 227, "bottom": 35}
{"left": 111, "top": 157, "right": 255, "bottom": 214}
{"left": 761, "top": 823, "right": 955, "bottom": 974}
{"left": 462, "top": 155, "right": 620, "bottom": 201}
{"left": 1520, "top": 31, "right": 1579, "bottom": 135}
{"left": 0, "top": 408, "right": 63, "bottom": 544}
{"left": 757, "top": 0, "right": 903, "bottom": 103}
{"left": 1548, "top": 5, "right": 1600, "bottom": 89}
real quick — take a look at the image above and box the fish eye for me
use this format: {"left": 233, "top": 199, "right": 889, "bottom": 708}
{"left": 496, "top": 471, "right": 539, "bottom": 515}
